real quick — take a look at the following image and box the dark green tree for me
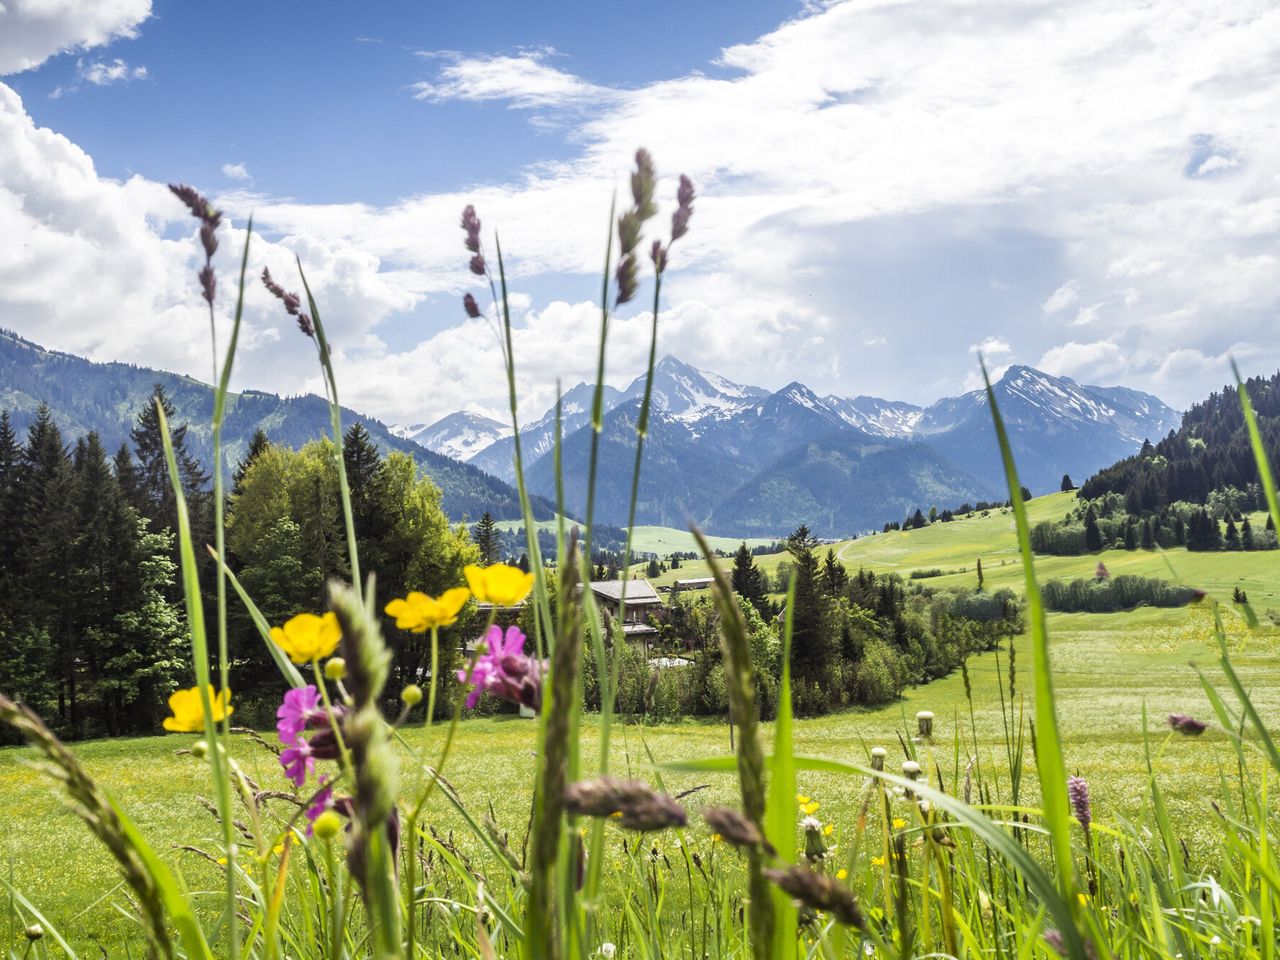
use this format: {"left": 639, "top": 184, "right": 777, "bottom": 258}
{"left": 1061, "top": 474, "right": 1075, "bottom": 492}
{"left": 822, "top": 548, "right": 849, "bottom": 595}
{"left": 472, "top": 511, "right": 500, "bottom": 565}
{"left": 785, "top": 525, "right": 828, "bottom": 685}
{"left": 1084, "top": 506, "right": 1103, "bottom": 552}
{"left": 730, "top": 543, "right": 768, "bottom": 613}
{"left": 1243, "top": 516, "right": 1255, "bottom": 550}
{"left": 233, "top": 428, "right": 271, "bottom": 496}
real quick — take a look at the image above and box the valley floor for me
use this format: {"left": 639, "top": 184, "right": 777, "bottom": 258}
{"left": 3, "top": 599, "right": 1275, "bottom": 952}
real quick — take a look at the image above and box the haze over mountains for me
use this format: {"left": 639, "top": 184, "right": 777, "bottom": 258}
{"left": 0, "top": 329, "right": 1179, "bottom": 539}
{"left": 412, "top": 356, "right": 1180, "bottom": 536}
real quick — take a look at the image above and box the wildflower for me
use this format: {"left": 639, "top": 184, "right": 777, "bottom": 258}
{"left": 261, "top": 267, "right": 315, "bottom": 338}
{"left": 463, "top": 292, "right": 482, "bottom": 319}
{"left": 280, "top": 739, "right": 314, "bottom": 787}
{"left": 614, "top": 149, "right": 659, "bottom": 305}
{"left": 671, "top": 174, "right": 695, "bottom": 242}
{"left": 461, "top": 204, "right": 484, "bottom": 276}
{"left": 892, "top": 818, "right": 906, "bottom": 830}
{"left": 271, "top": 612, "right": 341, "bottom": 664}
{"left": 401, "top": 684, "right": 423, "bottom": 707}
{"left": 802, "top": 800, "right": 820, "bottom": 816}
{"left": 464, "top": 563, "right": 535, "bottom": 606}
{"left": 703, "top": 806, "right": 768, "bottom": 852}
{"left": 1067, "top": 775, "right": 1091, "bottom": 835}
{"left": 1095, "top": 561, "right": 1109, "bottom": 580}
{"left": 870, "top": 746, "right": 887, "bottom": 771}
{"left": 764, "top": 865, "right": 864, "bottom": 928}
{"left": 836, "top": 868, "right": 848, "bottom": 881}
{"left": 599, "top": 944, "right": 617, "bottom": 959}
{"left": 276, "top": 684, "right": 324, "bottom": 745}
{"left": 1043, "top": 929, "right": 1099, "bottom": 960}
{"left": 162, "top": 685, "right": 233, "bottom": 732}
{"left": 306, "top": 779, "right": 335, "bottom": 833}
{"left": 24, "top": 925, "right": 43, "bottom": 942}
{"left": 802, "top": 816, "right": 827, "bottom": 861}
{"left": 385, "top": 587, "right": 470, "bottom": 632}
{"left": 325, "top": 657, "right": 347, "bottom": 681}
{"left": 564, "top": 777, "right": 687, "bottom": 832}
{"left": 823, "top": 823, "right": 835, "bottom": 837}
{"left": 796, "top": 794, "right": 811, "bottom": 805}
{"left": 1168, "top": 713, "right": 1208, "bottom": 736}
{"left": 871, "top": 855, "right": 886, "bottom": 867}
{"left": 458, "top": 624, "right": 543, "bottom": 710}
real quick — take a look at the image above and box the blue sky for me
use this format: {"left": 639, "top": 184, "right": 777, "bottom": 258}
{"left": 1, "top": 0, "right": 1278, "bottom": 427}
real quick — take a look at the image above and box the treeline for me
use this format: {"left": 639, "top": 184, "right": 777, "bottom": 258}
{"left": 1079, "top": 371, "right": 1280, "bottom": 511}
{"left": 578, "top": 526, "right": 1023, "bottom": 720}
{"left": 0, "top": 399, "right": 197, "bottom": 741}
{"left": 1031, "top": 491, "right": 1278, "bottom": 556}
{"left": 1041, "top": 575, "right": 1200, "bottom": 613}
{"left": 882, "top": 494, "right": 1026, "bottom": 533}
{"left": 0, "top": 386, "right": 481, "bottom": 739}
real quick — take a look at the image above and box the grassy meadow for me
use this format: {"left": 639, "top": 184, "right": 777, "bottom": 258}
{"left": 5, "top": 529, "right": 1275, "bottom": 953}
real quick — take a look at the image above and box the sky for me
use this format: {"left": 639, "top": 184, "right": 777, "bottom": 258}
{"left": 1, "top": 0, "right": 1278, "bottom": 428}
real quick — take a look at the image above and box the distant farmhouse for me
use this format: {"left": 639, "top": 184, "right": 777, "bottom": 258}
{"left": 585, "top": 578, "right": 662, "bottom": 639}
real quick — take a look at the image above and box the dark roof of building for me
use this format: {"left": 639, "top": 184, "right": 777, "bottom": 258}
{"left": 587, "top": 578, "right": 662, "bottom": 604}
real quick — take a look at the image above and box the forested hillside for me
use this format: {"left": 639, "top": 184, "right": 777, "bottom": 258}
{"left": 0, "top": 329, "right": 551, "bottom": 521}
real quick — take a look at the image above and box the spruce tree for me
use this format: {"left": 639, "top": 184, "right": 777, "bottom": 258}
{"left": 730, "top": 542, "right": 766, "bottom": 613}
{"left": 233, "top": 428, "right": 271, "bottom": 496}
{"left": 1243, "top": 516, "right": 1255, "bottom": 550}
{"left": 472, "top": 511, "right": 500, "bottom": 565}
{"left": 1084, "top": 506, "right": 1103, "bottom": 552}
{"left": 822, "top": 548, "right": 848, "bottom": 595}
{"left": 785, "top": 525, "right": 827, "bottom": 685}
{"left": 1225, "top": 516, "right": 1240, "bottom": 550}
{"left": 1061, "top": 473, "right": 1075, "bottom": 492}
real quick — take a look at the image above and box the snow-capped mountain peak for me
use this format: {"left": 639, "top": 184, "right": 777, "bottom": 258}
{"left": 621, "top": 355, "right": 768, "bottom": 423}
{"left": 394, "top": 411, "right": 512, "bottom": 462}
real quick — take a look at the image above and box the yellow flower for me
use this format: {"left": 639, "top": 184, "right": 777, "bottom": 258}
{"left": 215, "top": 856, "right": 228, "bottom": 866}
{"left": 163, "top": 685, "right": 233, "bottom": 732}
{"left": 1078, "top": 893, "right": 1091, "bottom": 907}
{"left": 796, "top": 794, "right": 811, "bottom": 806}
{"left": 892, "top": 818, "right": 907, "bottom": 830}
{"left": 871, "top": 855, "right": 886, "bottom": 867}
{"left": 802, "top": 801, "right": 820, "bottom": 816}
{"left": 823, "top": 824, "right": 834, "bottom": 837}
{"left": 711, "top": 833, "right": 723, "bottom": 843}
{"left": 836, "top": 868, "right": 848, "bottom": 880}
{"left": 271, "top": 612, "right": 341, "bottom": 664}
{"left": 464, "top": 564, "right": 535, "bottom": 606}
{"left": 385, "top": 588, "right": 470, "bottom": 632}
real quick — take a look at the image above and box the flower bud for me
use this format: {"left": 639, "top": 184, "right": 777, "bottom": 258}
{"left": 191, "top": 740, "right": 208, "bottom": 759}
{"left": 25, "top": 924, "right": 43, "bottom": 942}
{"left": 325, "top": 657, "right": 346, "bottom": 681}
{"left": 916, "top": 710, "right": 934, "bottom": 739}
{"left": 312, "top": 809, "right": 342, "bottom": 841}
{"left": 401, "top": 684, "right": 424, "bottom": 708}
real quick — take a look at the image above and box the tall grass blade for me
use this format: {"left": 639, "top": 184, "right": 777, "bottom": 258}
{"left": 766, "top": 575, "right": 798, "bottom": 959}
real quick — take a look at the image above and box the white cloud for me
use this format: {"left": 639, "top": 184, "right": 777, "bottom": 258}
{"left": 221, "top": 162, "right": 251, "bottom": 181}
{"left": 969, "top": 336, "right": 1013, "bottom": 359}
{"left": 0, "top": 0, "right": 150, "bottom": 75}
{"left": 3, "top": 0, "right": 1280, "bottom": 423}
{"left": 410, "top": 48, "right": 614, "bottom": 109}
{"left": 1196, "top": 154, "right": 1240, "bottom": 176}
{"left": 1042, "top": 280, "right": 1079, "bottom": 315}
{"left": 50, "top": 56, "right": 147, "bottom": 96}
{"left": 1038, "top": 340, "right": 1126, "bottom": 380}
{"left": 1071, "top": 303, "right": 1101, "bottom": 326}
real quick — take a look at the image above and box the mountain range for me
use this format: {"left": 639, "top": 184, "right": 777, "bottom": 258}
{"left": 408, "top": 355, "right": 1181, "bottom": 537}
{"left": 0, "top": 329, "right": 554, "bottom": 522}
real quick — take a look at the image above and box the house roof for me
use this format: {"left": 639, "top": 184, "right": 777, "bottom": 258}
{"left": 587, "top": 578, "right": 662, "bottom": 604}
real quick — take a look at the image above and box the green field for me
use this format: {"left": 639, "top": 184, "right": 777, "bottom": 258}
{"left": 5, "top": 495, "right": 1279, "bottom": 950}
{"left": 494, "top": 517, "right": 776, "bottom": 559}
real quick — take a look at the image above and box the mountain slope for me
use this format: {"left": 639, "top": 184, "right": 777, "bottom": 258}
{"left": 707, "top": 435, "right": 998, "bottom": 538}
{"left": 0, "top": 329, "right": 552, "bottom": 522}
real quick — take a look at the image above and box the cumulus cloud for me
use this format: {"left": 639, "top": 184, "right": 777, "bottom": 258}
{"left": 221, "top": 162, "right": 251, "bottom": 181}
{"left": 3, "top": 0, "right": 1280, "bottom": 424}
{"left": 0, "top": 0, "right": 150, "bottom": 75}
{"left": 50, "top": 56, "right": 148, "bottom": 97}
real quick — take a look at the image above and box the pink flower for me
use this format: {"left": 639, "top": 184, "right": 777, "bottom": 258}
{"left": 305, "top": 779, "right": 334, "bottom": 835}
{"left": 280, "top": 740, "right": 314, "bottom": 787}
{"left": 457, "top": 625, "right": 543, "bottom": 711}
{"left": 276, "top": 685, "right": 324, "bottom": 746}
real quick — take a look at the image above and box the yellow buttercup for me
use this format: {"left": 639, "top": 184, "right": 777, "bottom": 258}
{"left": 163, "top": 685, "right": 233, "bottom": 732}
{"left": 271, "top": 612, "right": 342, "bottom": 664}
{"left": 464, "top": 563, "right": 535, "bottom": 606}
{"left": 385, "top": 587, "right": 470, "bottom": 632}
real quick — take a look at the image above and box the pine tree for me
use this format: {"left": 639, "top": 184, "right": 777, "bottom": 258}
{"left": 129, "top": 384, "right": 209, "bottom": 529}
{"left": 976, "top": 557, "right": 984, "bottom": 591}
{"left": 1225, "top": 516, "right": 1240, "bottom": 550}
{"left": 472, "top": 511, "right": 500, "bottom": 565}
{"left": 785, "top": 525, "right": 827, "bottom": 684}
{"left": 1061, "top": 473, "right": 1075, "bottom": 492}
{"left": 822, "top": 548, "right": 848, "bottom": 595}
{"left": 730, "top": 543, "right": 767, "bottom": 613}
{"left": 646, "top": 557, "right": 661, "bottom": 578}
{"left": 1084, "top": 506, "right": 1103, "bottom": 552}
{"left": 233, "top": 428, "right": 271, "bottom": 496}
{"left": 517, "top": 552, "right": 530, "bottom": 573}
{"left": 1140, "top": 518, "right": 1155, "bottom": 550}
{"left": 1123, "top": 521, "right": 1137, "bottom": 551}
{"left": 1243, "top": 516, "right": 1255, "bottom": 550}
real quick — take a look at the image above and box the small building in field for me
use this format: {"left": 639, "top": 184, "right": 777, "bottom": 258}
{"left": 671, "top": 577, "right": 714, "bottom": 592}
{"left": 585, "top": 578, "right": 662, "bottom": 639}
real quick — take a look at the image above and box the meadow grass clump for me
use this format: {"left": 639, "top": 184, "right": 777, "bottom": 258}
{"left": 4, "top": 151, "right": 1280, "bottom": 960}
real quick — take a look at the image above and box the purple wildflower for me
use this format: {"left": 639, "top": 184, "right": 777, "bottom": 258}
{"left": 670, "top": 174, "right": 695, "bottom": 242}
{"left": 457, "top": 624, "right": 543, "bottom": 711}
{"left": 461, "top": 205, "right": 485, "bottom": 275}
{"left": 1168, "top": 713, "right": 1208, "bottom": 736}
{"left": 276, "top": 685, "right": 324, "bottom": 746}
{"left": 463, "top": 292, "right": 482, "bottom": 319}
{"left": 1067, "top": 775, "right": 1091, "bottom": 834}
{"left": 280, "top": 739, "right": 315, "bottom": 787}
{"left": 1095, "top": 561, "right": 1109, "bottom": 580}
{"left": 305, "top": 778, "right": 335, "bottom": 834}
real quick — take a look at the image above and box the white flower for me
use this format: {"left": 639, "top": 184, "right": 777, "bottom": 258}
{"left": 802, "top": 816, "right": 823, "bottom": 832}
{"left": 599, "top": 944, "right": 617, "bottom": 959}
